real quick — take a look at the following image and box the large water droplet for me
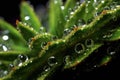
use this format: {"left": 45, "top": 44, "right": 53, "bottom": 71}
{"left": 48, "top": 56, "right": 57, "bottom": 66}
{"left": 13, "top": 54, "right": 28, "bottom": 67}
{"left": 74, "top": 43, "right": 85, "bottom": 54}
{"left": 18, "top": 54, "right": 28, "bottom": 62}
{"left": 85, "top": 39, "right": 94, "bottom": 47}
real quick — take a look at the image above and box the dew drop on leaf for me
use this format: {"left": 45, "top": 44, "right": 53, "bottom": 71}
{"left": 64, "top": 55, "right": 71, "bottom": 65}
{"left": 13, "top": 54, "right": 28, "bottom": 67}
{"left": 101, "top": 0, "right": 105, "bottom": 3}
{"left": 24, "top": 16, "right": 30, "bottom": 21}
{"left": 39, "top": 27, "right": 46, "bottom": 33}
{"left": 61, "top": 6, "right": 64, "bottom": 10}
{"left": 0, "top": 70, "right": 8, "bottom": 78}
{"left": 0, "top": 44, "right": 8, "bottom": 51}
{"left": 63, "top": 28, "right": 71, "bottom": 36}
{"left": 2, "top": 35, "right": 9, "bottom": 41}
{"left": 18, "top": 54, "right": 29, "bottom": 62}
{"left": 107, "top": 47, "right": 116, "bottom": 55}
{"left": 74, "top": 43, "right": 85, "bottom": 54}
{"left": 48, "top": 56, "right": 57, "bottom": 66}
{"left": 85, "top": 39, "right": 94, "bottom": 47}
{"left": 43, "top": 66, "right": 51, "bottom": 72}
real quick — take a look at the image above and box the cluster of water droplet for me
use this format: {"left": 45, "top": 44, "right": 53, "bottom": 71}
{"left": 0, "top": 54, "right": 29, "bottom": 77}
{"left": 74, "top": 39, "right": 94, "bottom": 54}
{"left": 0, "top": 62, "right": 8, "bottom": 78}
{"left": 43, "top": 56, "right": 58, "bottom": 73}
{"left": 0, "top": 30, "right": 11, "bottom": 52}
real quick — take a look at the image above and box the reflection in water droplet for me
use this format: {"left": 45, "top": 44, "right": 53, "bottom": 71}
{"left": 48, "top": 56, "right": 57, "bottom": 66}
{"left": 74, "top": 43, "right": 85, "bottom": 54}
{"left": 24, "top": 16, "right": 30, "bottom": 20}
{"left": 107, "top": 47, "right": 116, "bottom": 55}
{"left": 85, "top": 39, "right": 94, "bottom": 47}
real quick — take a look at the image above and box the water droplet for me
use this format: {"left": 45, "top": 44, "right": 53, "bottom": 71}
{"left": 24, "top": 16, "right": 30, "bottom": 21}
{"left": 41, "top": 42, "right": 47, "bottom": 49}
{"left": 0, "top": 70, "right": 8, "bottom": 78}
{"left": 2, "top": 35, "right": 9, "bottom": 41}
{"left": 61, "top": 6, "right": 64, "bottom": 10}
{"left": 103, "top": 32, "right": 113, "bottom": 39}
{"left": 74, "top": 43, "right": 85, "bottom": 54}
{"left": 63, "top": 29, "right": 71, "bottom": 36}
{"left": 0, "top": 44, "right": 8, "bottom": 51}
{"left": 18, "top": 54, "right": 28, "bottom": 62}
{"left": 13, "top": 54, "right": 28, "bottom": 67}
{"left": 101, "top": 0, "right": 105, "bottom": 3}
{"left": 107, "top": 47, "right": 116, "bottom": 55}
{"left": 85, "top": 39, "right": 94, "bottom": 47}
{"left": 8, "top": 64, "right": 14, "bottom": 71}
{"left": 48, "top": 56, "right": 57, "bottom": 66}
{"left": 13, "top": 59, "right": 22, "bottom": 66}
{"left": 77, "top": 19, "right": 85, "bottom": 26}
{"left": 64, "top": 55, "right": 71, "bottom": 65}
{"left": 52, "top": 35, "right": 58, "bottom": 40}
{"left": 65, "top": 15, "right": 69, "bottom": 20}
{"left": 39, "top": 27, "right": 46, "bottom": 33}
{"left": 54, "top": 0, "right": 58, "bottom": 4}
{"left": 43, "top": 66, "right": 50, "bottom": 72}
{"left": 113, "top": 16, "right": 117, "bottom": 21}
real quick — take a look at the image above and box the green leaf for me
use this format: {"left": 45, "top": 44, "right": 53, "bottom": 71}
{"left": 64, "top": 42, "right": 102, "bottom": 69}
{"left": 0, "top": 51, "right": 24, "bottom": 61}
{"left": 29, "top": 33, "right": 53, "bottom": 56}
{"left": 20, "top": 1, "right": 42, "bottom": 32}
{"left": 65, "top": 2, "right": 86, "bottom": 28}
{"left": 0, "top": 19, "right": 26, "bottom": 46}
{"left": 17, "top": 21, "right": 37, "bottom": 41}
{"left": 63, "top": 0, "right": 77, "bottom": 17}
{"left": 49, "top": 0, "right": 65, "bottom": 38}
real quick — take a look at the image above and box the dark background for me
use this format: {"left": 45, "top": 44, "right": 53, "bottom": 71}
{"left": 0, "top": 0, "right": 120, "bottom": 80}
{"left": 0, "top": 0, "right": 48, "bottom": 26}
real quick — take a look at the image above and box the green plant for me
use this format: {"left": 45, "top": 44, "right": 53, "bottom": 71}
{"left": 0, "top": 0, "right": 120, "bottom": 80}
